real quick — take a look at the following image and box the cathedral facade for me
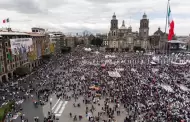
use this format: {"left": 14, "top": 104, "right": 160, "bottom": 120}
{"left": 103, "top": 13, "right": 150, "bottom": 52}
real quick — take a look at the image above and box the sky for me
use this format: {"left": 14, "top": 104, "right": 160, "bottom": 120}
{"left": 0, "top": 0, "right": 189, "bottom": 36}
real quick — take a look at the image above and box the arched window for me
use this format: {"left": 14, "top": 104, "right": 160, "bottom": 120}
{"left": 114, "top": 32, "right": 115, "bottom": 36}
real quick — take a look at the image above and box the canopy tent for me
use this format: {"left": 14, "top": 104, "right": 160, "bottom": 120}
{"left": 115, "top": 68, "right": 124, "bottom": 72}
{"left": 108, "top": 71, "right": 121, "bottom": 77}
{"left": 160, "top": 84, "right": 174, "bottom": 92}
{"left": 150, "top": 61, "right": 157, "bottom": 65}
{"left": 105, "top": 59, "right": 112, "bottom": 64}
{"left": 152, "top": 68, "right": 159, "bottom": 73}
{"left": 84, "top": 48, "right": 92, "bottom": 51}
{"left": 81, "top": 75, "right": 85, "bottom": 80}
{"left": 152, "top": 56, "right": 159, "bottom": 62}
{"left": 144, "top": 52, "right": 153, "bottom": 55}
{"left": 171, "top": 61, "right": 187, "bottom": 65}
{"left": 131, "top": 68, "right": 137, "bottom": 72}
{"left": 94, "top": 51, "right": 99, "bottom": 54}
{"left": 105, "top": 55, "right": 116, "bottom": 58}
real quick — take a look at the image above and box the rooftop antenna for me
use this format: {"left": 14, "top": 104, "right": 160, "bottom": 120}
{"left": 129, "top": 16, "right": 131, "bottom": 26}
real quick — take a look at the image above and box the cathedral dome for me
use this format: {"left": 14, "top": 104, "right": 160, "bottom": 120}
{"left": 154, "top": 27, "right": 164, "bottom": 36}
{"left": 120, "top": 26, "right": 127, "bottom": 29}
{"left": 112, "top": 12, "right": 117, "bottom": 20}
{"left": 120, "top": 20, "right": 127, "bottom": 30}
{"left": 143, "top": 13, "right": 147, "bottom": 19}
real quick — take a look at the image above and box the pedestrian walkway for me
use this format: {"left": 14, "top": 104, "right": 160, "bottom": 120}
{"left": 43, "top": 97, "right": 68, "bottom": 117}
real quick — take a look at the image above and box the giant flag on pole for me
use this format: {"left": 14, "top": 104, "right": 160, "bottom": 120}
{"left": 168, "top": 3, "right": 174, "bottom": 41}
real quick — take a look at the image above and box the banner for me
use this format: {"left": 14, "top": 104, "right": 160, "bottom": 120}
{"left": 43, "top": 42, "right": 50, "bottom": 55}
{"left": 28, "top": 44, "right": 37, "bottom": 61}
{"left": 37, "top": 43, "right": 42, "bottom": 58}
{"left": 10, "top": 38, "right": 33, "bottom": 55}
{"left": 49, "top": 43, "right": 55, "bottom": 53}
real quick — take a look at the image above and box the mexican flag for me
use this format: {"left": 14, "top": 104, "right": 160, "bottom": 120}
{"left": 3, "top": 18, "right": 9, "bottom": 23}
{"left": 168, "top": 4, "right": 174, "bottom": 41}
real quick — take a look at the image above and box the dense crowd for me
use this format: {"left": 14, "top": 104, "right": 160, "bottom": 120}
{"left": 0, "top": 46, "right": 190, "bottom": 122}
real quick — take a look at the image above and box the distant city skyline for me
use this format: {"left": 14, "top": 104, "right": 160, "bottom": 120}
{"left": 0, "top": 0, "right": 189, "bottom": 35}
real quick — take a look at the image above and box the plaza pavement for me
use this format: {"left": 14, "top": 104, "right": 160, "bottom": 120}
{"left": 43, "top": 95, "right": 128, "bottom": 122}
{"left": 13, "top": 94, "right": 44, "bottom": 122}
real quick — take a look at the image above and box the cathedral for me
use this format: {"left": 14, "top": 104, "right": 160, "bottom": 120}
{"left": 103, "top": 13, "right": 150, "bottom": 52}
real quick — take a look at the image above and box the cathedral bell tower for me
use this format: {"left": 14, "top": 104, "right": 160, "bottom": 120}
{"left": 110, "top": 13, "right": 118, "bottom": 30}
{"left": 139, "top": 13, "right": 149, "bottom": 39}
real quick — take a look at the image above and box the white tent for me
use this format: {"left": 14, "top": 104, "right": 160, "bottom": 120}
{"left": 131, "top": 68, "right": 136, "bottom": 72}
{"left": 108, "top": 71, "right": 121, "bottom": 77}
{"left": 150, "top": 61, "right": 157, "bottom": 65}
{"left": 105, "top": 55, "right": 116, "bottom": 58}
{"left": 94, "top": 51, "right": 99, "bottom": 54}
{"left": 152, "top": 56, "right": 159, "bottom": 62}
{"left": 160, "top": 84, "right": 174, "bottom": 92}
{"left": 171, "top": 61, "right": 187, "bottom": 65}
{"left": 115, "top": 68, "right": 124, "bottom": 72}
{"left": 84, "top": 48, "right": 92, "bottom": 51}
{"left": 177, "top": 84, "right": 190, "bottom": 91}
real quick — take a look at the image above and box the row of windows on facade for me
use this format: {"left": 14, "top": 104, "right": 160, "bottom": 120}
{"left": 6, "top": 54, "right": 23, "bottom": 62}
{"left": 32, "top": 30, "right": 44, "bottom": 32}
{"left": 1, "top": 35, "right": 30, "bottom": 39}
{"left": 140, "top": 23, "right": 148, "bottom": 28}
{"left": 103, "top": 39, "right": 141, "bottom": 45}
{"left": 0, "top": 60, "right": 27, "bottom": 74}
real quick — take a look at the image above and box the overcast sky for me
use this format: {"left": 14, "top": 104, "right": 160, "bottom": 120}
{"left": 0, "top": 0, "right": 189, "bottom": 35}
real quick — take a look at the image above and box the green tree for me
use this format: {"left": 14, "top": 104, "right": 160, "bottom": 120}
{"left": 90, "top": 37, "right": 103, "bottom": 46}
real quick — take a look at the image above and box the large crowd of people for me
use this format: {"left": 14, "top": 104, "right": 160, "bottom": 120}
{"left": 0, "top": 46, "right": 190, "bottom": 122}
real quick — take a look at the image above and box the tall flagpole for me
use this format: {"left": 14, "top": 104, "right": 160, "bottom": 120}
{"left": 165, "top": 0, "right": 169, "bottom": 34}
{"left": 164, "top": 0, "right": 169, "bottom": 54}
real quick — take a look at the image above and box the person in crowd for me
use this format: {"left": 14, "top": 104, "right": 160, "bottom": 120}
{"left": 0, "top": 45, "right": 190, "bottom": 122}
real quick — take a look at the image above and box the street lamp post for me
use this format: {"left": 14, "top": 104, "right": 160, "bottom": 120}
{"left": 50, "top": 98, "right": 52, "bottom": 116}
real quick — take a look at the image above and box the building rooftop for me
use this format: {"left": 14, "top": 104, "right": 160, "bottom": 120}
{"left": 154, "top": 27, "right": 164, "bottom": 36}
{"left": 32, "top": 27, "right": 45, "bottom": 30}
{"left": 26, "top": 32, "right": 45, "bottom": 37}
{"left": 168, "top": 40, "right": 187, "bottom": 44}
{"left": 0, "top": 31, "right": 29, "bottom": 36}
{"left": 120, "top": 20, "right": 127, "bottom": 30}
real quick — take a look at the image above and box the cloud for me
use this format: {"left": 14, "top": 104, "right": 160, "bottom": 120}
{"left": 0, "top": 0, "right": 48, "bottom": 14}
{"left": 86, "top": 0, "right": 142, "bottom": 4}
{"left": 0, "top": 0, "right": 189, "bottom": 36}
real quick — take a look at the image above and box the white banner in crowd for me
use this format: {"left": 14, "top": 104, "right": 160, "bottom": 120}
{"left": 10, "top": 38, "right": 33, "bottom": 55}
{"left": 171, "top": 61, "right": 187, "bottom": 65}
{"left": 108, "top": 71, "right": 121, "bottom": 77}
{"left": 115, "top": 68, "right": 124, "bottom": 72}
{"left": 84, "top": 48, "right": 91, "bottom": 51}
{"left": 105, "top": 55, "right": 116, "bottom": 58}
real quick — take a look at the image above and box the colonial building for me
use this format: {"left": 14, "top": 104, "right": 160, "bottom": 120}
{"left": 148, "top": 27, "right": 179, "bottom": 53}
{"left": 0, "top": 32, "right": 31, "bottom": 81}
{"left": 104, "top": 13, "right": 149, "bottom": 52}
{"left": 0, "top": 28, "right": 53, "bottom": 82}
{"left": 139, "top": 13, "right": 150, "bottom": 50}
{"left": 32, "top": 27, "right": 45, "bottom": 33}
{"left": 26, "top": 32, "right": 48, "bottom": 71}
{"left": 149, "top": 27, "right": 165, "bottom": 51}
